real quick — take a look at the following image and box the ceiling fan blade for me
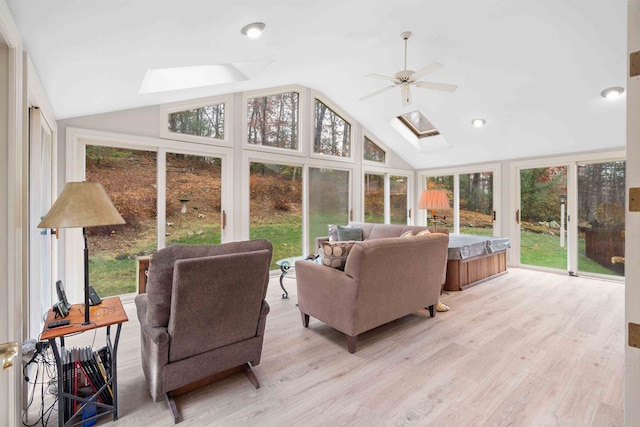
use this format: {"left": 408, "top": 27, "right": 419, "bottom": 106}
{"left": 410, "top": 62, "right": 444, "bottom": 82}
{"left": 401, "top": 85, "right": 411, "bottom": 106}
{"left": 366, "top": 73, "right": 397, "bottom": 82}
{"left": 359, "top": 85, "right": 396, "bottom": 101}
{"left": 415, "top": 81, "right": 458, "bottom": 93}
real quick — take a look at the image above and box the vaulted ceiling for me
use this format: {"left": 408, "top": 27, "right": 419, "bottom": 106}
{"left": 6, "top": 0, "right": 627, "bottom": 169}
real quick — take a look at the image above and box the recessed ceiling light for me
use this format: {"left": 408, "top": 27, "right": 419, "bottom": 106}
{"left": 241, "top": 22, "right": 265, "bottom": 39}
{"left": 471, "top": 118, "right": 486, "bottom": 128}
{"left": 600, "top": 86, "right": 624, "bottom": 99}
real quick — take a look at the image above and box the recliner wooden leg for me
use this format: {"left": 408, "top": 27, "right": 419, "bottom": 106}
{"left": 243, "top": 363, "right": 260, "bottom": 389}
{"left": 165, "top": 391, "right": 182, "bottom": 424}
{"left": 346, "top": 335, "right": 358, "bottom": 354}
{"left": 301, "top": 312, "right": 310, "bottom": 327}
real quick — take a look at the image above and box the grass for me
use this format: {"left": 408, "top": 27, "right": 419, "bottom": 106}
{"left": 90, "top": 217, "right": 622, "bottom": 297}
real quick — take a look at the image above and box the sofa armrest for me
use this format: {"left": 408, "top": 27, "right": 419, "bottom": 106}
{"left": 315, "top": 236, "right": 330, "bottom": 251}
{"left": 295, "top": 260, "right": 359, "bottom": 335}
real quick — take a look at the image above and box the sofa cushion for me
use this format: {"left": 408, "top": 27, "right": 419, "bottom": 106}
{"left": 322, "top": 241, "right": 357, "bottom": 270}
{"left": 337, "top": 225, "right": 363, "bottom": 241}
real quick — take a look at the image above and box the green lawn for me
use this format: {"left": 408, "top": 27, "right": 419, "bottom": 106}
{"left": 91, "top": 220, "right": 621, "bottom": 298}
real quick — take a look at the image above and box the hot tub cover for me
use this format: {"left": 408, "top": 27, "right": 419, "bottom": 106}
{"left": 447, "top": 234, "right": 511, "bottom": 260}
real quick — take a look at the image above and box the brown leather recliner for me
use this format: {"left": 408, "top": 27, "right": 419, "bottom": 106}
{"left": 134, "top": 240, "right": 273, "bottom": 423}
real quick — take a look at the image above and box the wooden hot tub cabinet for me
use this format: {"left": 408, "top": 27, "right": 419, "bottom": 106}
{"left": 443, "top": 234, "right": 510, "bottom": 291}
{"left": 444, "top": 250, "right": 507, "bottom": 291}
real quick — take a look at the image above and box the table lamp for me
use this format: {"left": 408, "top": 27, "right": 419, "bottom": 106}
{"left": 418, "top": 189, "right": 450, "bottom": 232}
{"left": 38, "top": 182, "right": 125, "bottom": 325}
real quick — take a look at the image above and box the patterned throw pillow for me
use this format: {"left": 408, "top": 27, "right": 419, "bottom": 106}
{"left": 337, "top": 225, "right": 363, "bottom": 241}
{"left": 322, "top": 241, "right": 357, "bottom": 270}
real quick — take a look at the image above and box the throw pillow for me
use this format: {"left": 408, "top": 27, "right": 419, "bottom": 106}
{"left": 400, "top": 230, "right": 416, "bottom": 237}
{"left": 328, "top": 224, "right": 339, "bottom": 242}
{"left": 337, "top": 225, "right": 363, "bottom": 241}
{"left": 416, "top": 230, "right": 431, "bottom": 236}
{"left": 322, "top": 241, "right": 357, "bottom": 270}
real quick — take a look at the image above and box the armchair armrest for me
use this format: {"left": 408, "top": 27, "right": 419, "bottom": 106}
{"left": 135, "top": 294, "right": 169, "bottom": 345}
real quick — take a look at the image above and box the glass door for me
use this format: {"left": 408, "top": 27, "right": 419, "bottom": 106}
{"left": 364, "top": 173, "right": 384, "bottom": 223}
{"left": 519, "top": 166, "right": 568, "bottom": 270}
{"left": 165, "top": 152, "right": 222, "bottom": 246}
{"left": 250, "top": 162, "right": 303, "bottom": 268}
{"left": 85, "top": 145, "right": 158, "bottom": 297}
{"left": 308, "top": 167, "right": 350, "bottom": 253}
{"left": 390, "top": 175, "right": 409, "bottom": 225}
{"left": 577, "top": 160, "right": 625, "bottom": 277}
{"left": 28, "top": 108, "right": 53, "bottom": 338}
{"left": 459, "top": 171, "right": 494, "bottom": 236}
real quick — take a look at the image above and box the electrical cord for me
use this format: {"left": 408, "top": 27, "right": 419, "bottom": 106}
{"left": 22, "top": 343, "right": 58, "bottom": 426}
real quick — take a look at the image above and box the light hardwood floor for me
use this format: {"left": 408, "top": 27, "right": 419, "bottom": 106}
{"left": 32, "top": 268, "right": 624, "bottom": 426}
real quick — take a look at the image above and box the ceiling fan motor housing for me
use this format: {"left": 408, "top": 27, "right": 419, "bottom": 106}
{"left": 394, "top": 70, "right": 415, "bottom": 83}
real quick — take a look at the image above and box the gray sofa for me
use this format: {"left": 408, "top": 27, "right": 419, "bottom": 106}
{"left": 134, "top": 239, "right": 272, "bottom": 423}
{"left": 297, "top": 223, "right": 449, "bottom": 353}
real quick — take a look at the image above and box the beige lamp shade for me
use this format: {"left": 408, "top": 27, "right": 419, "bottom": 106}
{"left": 37, "top": 182, "right": 125, "bottom": 228}
{"left": 418, "top": 190, "right": 450, "bottom": 210}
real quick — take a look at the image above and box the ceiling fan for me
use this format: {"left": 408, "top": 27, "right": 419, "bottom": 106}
{"left": 360, "top": 31, "right": 457, "bottom": 106}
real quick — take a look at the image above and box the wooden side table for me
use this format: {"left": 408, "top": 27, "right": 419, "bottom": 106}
{"left": 41, "top": 297, "right": 128, "bottom": 427}
{"left": 136, "top": 255, "right": 151, "bottom": 293}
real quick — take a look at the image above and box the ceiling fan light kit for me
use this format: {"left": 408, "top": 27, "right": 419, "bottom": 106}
{"left": 471, "top": 118, "right": 486, "bottom": 128}
{"left": 360, "top": 31, "right": 457, "bottom": 106}
{"left": 600, "top": 86, "right": 624, "bottom": 99}
{"left": 241, "top": 22, "right": 265, "bottom": 39}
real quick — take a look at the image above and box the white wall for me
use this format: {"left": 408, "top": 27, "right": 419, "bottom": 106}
{"left": 626, "top": 0, "right": 640, "bottom": 423}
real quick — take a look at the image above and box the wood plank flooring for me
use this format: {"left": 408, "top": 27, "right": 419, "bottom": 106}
{"left": 31, "top": 268, "right": 624, "bottom": 426}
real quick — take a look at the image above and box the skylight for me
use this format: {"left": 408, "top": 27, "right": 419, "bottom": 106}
{"left": 397, "top": 110, "right": 439, "bottom": 138}
{"left": 139, "top": 61, "right": 269, "bottom": 94}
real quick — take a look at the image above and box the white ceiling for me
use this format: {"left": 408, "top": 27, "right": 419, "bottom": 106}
{"left": 6, "top": 0, "right": 627, "bottom": 169}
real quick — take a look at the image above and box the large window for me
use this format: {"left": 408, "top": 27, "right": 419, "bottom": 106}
{"left": 168, "top": 103, "right": 225, "bottom": 139}
{"left": 313, "top": 99, "right": 351, "bottom": 158}
{"left": 85, "top": 145, "right": 158, "bottom": 297}
{"left": 247, "top": 92, "right": 299, "bottom": 150}
{"left": 250, "top": 162, "right": 303, "bottom": 267}
{"left": 426, "top": 175, "right": 454, "bottom": 232}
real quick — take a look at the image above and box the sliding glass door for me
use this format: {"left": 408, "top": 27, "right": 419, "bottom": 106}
{"left": 577, "top": 160, "right": 625, "bottom": 277}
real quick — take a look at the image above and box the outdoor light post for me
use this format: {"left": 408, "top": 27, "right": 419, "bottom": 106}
{"left": 560, "top": 194, "right": 566, "bottom": 248}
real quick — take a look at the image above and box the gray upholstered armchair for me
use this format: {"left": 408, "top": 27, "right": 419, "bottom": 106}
{"left": 134, "top": 240, "right": 273, "bottom": 423}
